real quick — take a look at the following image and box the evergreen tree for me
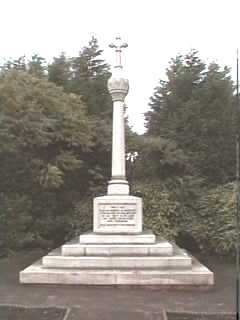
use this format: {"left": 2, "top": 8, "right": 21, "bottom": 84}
{"left": 70, "top": 36, "right": 111, "bottom": 115}
{"left": 145, "top": 50, "right": 206, "bottom": 138}
{"left": 48, "top": 52, "right": 71, "bottom": 88}
{"left": 47, "top": 37, "right": 114, "bottom": 189}
{"left": 27, "top": 54, "right": 46, "bottom": 78}
{"left": 69, "top": 37, "right": 113, "bottom": 187}
{"left": 145, "top": 51, "right": 236, "bottom": 184}
{"left": 0, "top": 56, "right": 27, "bottom": 74}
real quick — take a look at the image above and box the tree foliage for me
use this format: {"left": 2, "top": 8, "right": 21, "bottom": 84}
{"left": 48, "top": 53, "right": 71, "bottom": 88}
{"left": 190, "top": 183, "right": 237, "bottom": 256}
{"left": 0, "top": 44, "right": 237, "bottom": 258}
{"left": 145, "top": 50, "right": 236, "bottom": 184}
{"left": 48, "top": 37, "right": 113, "bottom": 189}
{"left": 0, "top": 37, "right": 115, "bottom": 255}
{"left": 133, "top": 136, "right": 192, "bottom": 182}
{"left": 0, "top": 70, "right": 93, "bottom": 252}
{"left": 142, "top": 50, "right": 237, "bottom": 256}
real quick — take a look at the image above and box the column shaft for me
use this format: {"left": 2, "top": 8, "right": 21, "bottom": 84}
{"left": 112, "top": 100, "right": 126, "bottom": 179}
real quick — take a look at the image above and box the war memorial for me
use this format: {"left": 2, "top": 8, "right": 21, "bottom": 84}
{"left": 20, "top": 38, "right": 214, "bottom": 286}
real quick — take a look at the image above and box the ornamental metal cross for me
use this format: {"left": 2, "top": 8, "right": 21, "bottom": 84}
{"left": 109, "top": 37, "right": 128, "bottom": 67}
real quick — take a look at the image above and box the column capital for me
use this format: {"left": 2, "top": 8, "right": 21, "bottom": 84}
{"left": 108, "top": 74, "right": 129, "bottom": 102}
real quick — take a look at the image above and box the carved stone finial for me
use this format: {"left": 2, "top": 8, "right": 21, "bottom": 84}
{"left": 109, "top": 36, "right": 128, "bottom": 68}
{"left": 108, "top": 36, "right": 129, "bottom": 102}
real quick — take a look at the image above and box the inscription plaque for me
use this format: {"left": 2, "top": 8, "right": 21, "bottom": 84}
{"left": 94, "top": 195, "right": 142, "bottom": 233}
{"left": 98, "top": 203, "right": 137, "bottom": 227}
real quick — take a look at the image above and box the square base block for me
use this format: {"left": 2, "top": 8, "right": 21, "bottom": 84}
{"left": 62, "top": 239, "right": 173, "bottom": 256}
{"left": 93, "top": 195, "right": 142, "bottom": 234}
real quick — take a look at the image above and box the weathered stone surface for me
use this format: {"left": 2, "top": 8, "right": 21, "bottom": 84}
{"left": 20, "top": 258, "right": 214, "bottom": 285}
{"left": 107, "top": 179, "right": 129, "bottom": 195}
{"left": 42, "top": 252, "right": 191, "bottom": 269}
{"left": 62, "top": 240, "right": 173, "bottom": 256}
{"left": 107, "top": 71, "right": 129, "bottom": 102}
{"left": 93, "top": 195, "right": 142, "bottom": 234}
{"left": 79, "top": 231, "right": 156, "bottom": 244}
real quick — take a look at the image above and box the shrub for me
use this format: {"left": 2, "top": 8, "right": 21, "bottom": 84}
{"left": 133, "top": 180, "right": 237, "bottom": 257}
{"left": 133, "top": 181, "right": 185, "bottom": 240}
{"left": 191, "top": 182, "right": 237, "bottom": 256}
{"left": 0, "top": 193, "right": 33, "bottom": 255}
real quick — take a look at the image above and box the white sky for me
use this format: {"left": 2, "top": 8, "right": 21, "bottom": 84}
{"left": 0, "top": 0, "right": 239, "bottom": 133}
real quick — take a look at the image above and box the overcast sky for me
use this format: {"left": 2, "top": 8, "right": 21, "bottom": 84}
{"left": 0, "top": 0, "right": 239, "bottom": 133}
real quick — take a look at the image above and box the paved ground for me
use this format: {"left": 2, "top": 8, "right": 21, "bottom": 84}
{"left": 0, "top": 306, "right": 66, "bottom": 320}
{"left": 0, "top": 249, "right": 236, "bottom": 319}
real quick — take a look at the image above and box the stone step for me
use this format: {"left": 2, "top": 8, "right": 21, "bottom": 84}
{"left": 62, "top": 240, "right": 173, "bottom": 256}
{"left": 42, "top": 251, "right": 192, "bottom": 269}
{"left": 79, "top": 231, "right": 156, "bottom": 244}
{"left": 20, "top": 258, "right": 214, "bottom": 285}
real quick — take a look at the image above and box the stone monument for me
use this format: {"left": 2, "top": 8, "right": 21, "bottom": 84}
{"left": 20, "top": 37, "right": 214, "bottom": 286}
{"left": 93, "top": 37, "right": 142, "bottom": 236}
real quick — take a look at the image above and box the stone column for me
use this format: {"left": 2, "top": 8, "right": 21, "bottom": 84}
{"left": 93, "top": 37, "right": 142, "bottom": 234}
{"left": 112, "top": 100, "right": 126, "bottom": 179}
{"left": 107, "top": 39, "right": 130, "bottom": 195}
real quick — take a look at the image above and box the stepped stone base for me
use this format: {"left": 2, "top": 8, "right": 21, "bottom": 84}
{"left": 62, "top": 239, "right": 173, "bottom": 256}
{"left": 20, "top": 257, "right": 213, "bottom": 285}
{"left": 43, "top": 249, "right": 191, "bottom": 269}
{"left": 79, "top": 231, "right": 156, "bottom": 244}
{"left": 19, "top": 231, "right": 214, "bottom": 286}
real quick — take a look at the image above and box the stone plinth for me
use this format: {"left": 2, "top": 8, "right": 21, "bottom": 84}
{"left": 62, "top": 238, "right": 172, "bottom": 256}
{"left": 93, "top": 195, "right": 142, "bottom": 234}
{"left": 79, "top": 231, "right": 156, "bottom": 244}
